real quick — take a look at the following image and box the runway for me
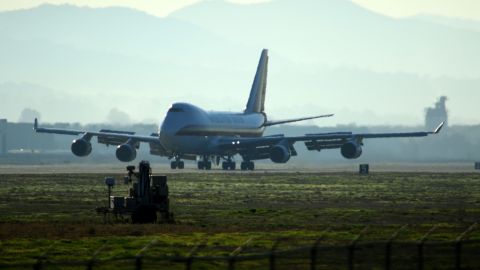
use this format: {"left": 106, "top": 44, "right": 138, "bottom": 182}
{"left": 0, "top": 161, "right": 477, "bottom": 174}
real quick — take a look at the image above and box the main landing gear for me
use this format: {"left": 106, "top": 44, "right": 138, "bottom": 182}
{"left": 240, "top": 161, "right": 255, "bottom": 171}
{"left": 193, "top": 156, "right": 255, "bottom": 171}
{"left": 170, "top": 157, "right": 184, "bottom": 169}
{"left": 198, "top": 156, "right": 212, "bottom": 170}
{"left": 222, "top": 160, "right": 236, "bottom": 170}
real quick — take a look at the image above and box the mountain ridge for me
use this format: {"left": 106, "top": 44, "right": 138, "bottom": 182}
{"left": 0, "top": 3, "right": 479, "bottom": 125}
{"left": 170, "top": 0, "right": 480, "bottom": 78}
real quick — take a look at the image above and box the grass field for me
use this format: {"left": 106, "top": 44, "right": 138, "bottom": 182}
{"left": 0, "top": 170, "right": 479, "bottom": 269}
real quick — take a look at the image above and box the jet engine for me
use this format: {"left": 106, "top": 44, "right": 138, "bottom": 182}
{"left": 71, "top": 139, "right": 92, "bottom": 157}
{"left": 340, "top": 141, "right": 362, "bottom": 159}
{"left": 270, "top": 144, "right": 291, "bottom": 163}
{"left": 116, "top": 143, "right": 137, "bottom": 162}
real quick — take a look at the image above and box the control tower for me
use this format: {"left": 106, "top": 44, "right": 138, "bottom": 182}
{"left": 425, "top": 96, "right": 448, "bottom": 130}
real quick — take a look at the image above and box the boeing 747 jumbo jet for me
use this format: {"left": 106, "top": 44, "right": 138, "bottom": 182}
{"left": 34, "top": 49, "right": 443, "bottom": 170}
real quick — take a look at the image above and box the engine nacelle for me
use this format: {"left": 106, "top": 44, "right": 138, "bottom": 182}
{"left": 116, "top": 143, "right": 137, "bottom": 162}
{"left": 270, "top": 144, "right": 291, "bottom": 163}
{"left": 71, "top": 139, "right": 92, "bottom": 157}
{"left": 340, "top": 141, "right": 362, "bottom": 159}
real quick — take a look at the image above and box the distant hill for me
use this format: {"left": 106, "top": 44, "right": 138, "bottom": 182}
{"left": 0, "top": 82, "right": 102, "bottom": 123}
{"left": 170, "top": 0, "right": 480, "bottom": 78}
{"left": 0, "top": 4, "right": 252, "bottom": 65}
{"left": 0, "top": 3, "right": 479, "bottom": 125}
{"left": 0, "top": 4, "right": 260, "bottom": 90}
{"left": 414, "top": 14, "right": 480, "bottom": 33}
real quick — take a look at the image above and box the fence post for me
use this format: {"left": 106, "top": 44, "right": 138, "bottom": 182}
{"left": 269, "top": 239, "right": 282, "bottom": 270}
{"left": 228, "top": 237, "right": 254, "bottom": 270}
{"left": 454, "top": 241, "right": 462, "bottom": 270}
{"left": 348, "top": 226, "right": 369, "bottom": 270}
{"left": 33, "top": 243, "right": 56, "bottom": 270}
{"left": 417, "top": 225, "right": 438, "bottom": 270}
{"left": 228, "top": 256, "right": 235, "bottom": 270}
{"left": 310, "top": 228, "right": 330, "bottom": 270}
{"left": 86, "top": 242, "right": 108, "bottom": 270}
{"left": 86, "top": 260, "right": 94, "bottom": 270}
{"left": 135, "top": 239, "right": 158, "bottom": 270}
{"left": 385, "top": 224, "right": 408, "bottom": 270}
{"left": 33, "top": 261, "right": 42, "bottom": 270}
{"left": 454, "top": 223, "right": 477, "bottom": 270}
{"left": 185, "top": 237, "right": 208, "bottom": 270}
{"left": 135, "top": 256, "right": 142, "bottom": 270}
{"left": 347, "top": 245, "right": 354, "bottom": 270}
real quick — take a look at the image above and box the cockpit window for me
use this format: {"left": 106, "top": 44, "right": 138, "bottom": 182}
{"left": 168, "top": 107, "right": 184, "bottom": 113}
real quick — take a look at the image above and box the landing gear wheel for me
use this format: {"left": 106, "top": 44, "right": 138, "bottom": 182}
{"left": 170, "top": 161, "right": 177, "bottom": 169}
{"left": 222, "top": 159, "right": 236, "bottom": 170}
{"left": 241, "top": 161, "right": 254, "bottom": 171}
{"left": 178, "top": 161, "right": 185, "bottom": 169}
{"left": 131, "top": 205, "right": 157, "bottom": 224}
{"left": 241, "top": 162, "right": 247, "bottom": 170}
{"left": 197, "top": 161, "right": 205, "bottom": 170}
{"left": 205, "top": 161, "right": 212, "bottom": 170}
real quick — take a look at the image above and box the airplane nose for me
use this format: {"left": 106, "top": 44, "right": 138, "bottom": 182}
{"left": 159, "top": 126, "right": 176, "bottom": 146}
{"left": 159, "top": 115, "right": 182, "bottom": 148}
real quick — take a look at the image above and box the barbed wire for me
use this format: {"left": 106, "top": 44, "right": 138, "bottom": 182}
{"left": 2, "top": 223, "right": 478, "bottom": 270}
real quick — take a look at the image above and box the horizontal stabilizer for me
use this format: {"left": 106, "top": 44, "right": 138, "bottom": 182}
{"left": 263, "top": 114, "right": 334, "bottom": 127}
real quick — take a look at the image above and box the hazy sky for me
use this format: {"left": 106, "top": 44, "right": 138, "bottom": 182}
{"left": 0, "top": 0, "right": 480, "bottom": 20}
{"left": 1, "top": 0, "right": 479, "bottom": 126}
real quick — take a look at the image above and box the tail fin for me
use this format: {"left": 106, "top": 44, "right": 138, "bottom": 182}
{"left": 245, "top": 49, "right": 268, "bottom": 113}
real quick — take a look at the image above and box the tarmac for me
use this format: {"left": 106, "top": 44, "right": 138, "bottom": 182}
{"left": 0, "top": 162, "right": 477, "bottom": 174}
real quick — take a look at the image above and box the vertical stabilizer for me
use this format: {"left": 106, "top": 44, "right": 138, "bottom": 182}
{"left": 245, "top": 49, "right": 268, "bottom": 113}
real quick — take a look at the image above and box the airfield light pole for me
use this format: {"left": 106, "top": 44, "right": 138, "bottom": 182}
{"left": 105, "top": 177, "right": 115, "bottom": 209}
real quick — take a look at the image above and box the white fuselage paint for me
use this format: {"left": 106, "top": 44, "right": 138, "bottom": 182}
{"left": 159, "top": 103, "right": 266, "bottom": 155}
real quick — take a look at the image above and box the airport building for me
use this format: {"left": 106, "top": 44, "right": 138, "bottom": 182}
{"left": 0, "top": 119, "right": 7, "bottom": 155}
{"left": 0, "top": 119, "right": 56, "bottom": 154}
{"left": 425, "top": 96, "right": 448, "bottom": 130}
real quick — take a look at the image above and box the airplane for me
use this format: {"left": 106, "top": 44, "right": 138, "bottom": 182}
{"left": 34, "top": 49, "right": 444, "bottom": 170}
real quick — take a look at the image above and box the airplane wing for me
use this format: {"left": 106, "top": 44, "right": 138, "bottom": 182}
{"left": 217, "top": 122, "right": 444, "bottom": 161}
{"left": 33, "top": 118, "right": 169, "bottom": 160}
{"left": 34, "top": 118, "right": 160, "bottom": 143}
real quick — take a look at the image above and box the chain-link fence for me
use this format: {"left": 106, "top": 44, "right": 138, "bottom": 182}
{"left": 2, "top": 223, "right": 478, "bottom": 270}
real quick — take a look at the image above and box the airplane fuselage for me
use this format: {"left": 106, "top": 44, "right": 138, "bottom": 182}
{"left": 159, "top": 102, "right": 266, "bottom": 155}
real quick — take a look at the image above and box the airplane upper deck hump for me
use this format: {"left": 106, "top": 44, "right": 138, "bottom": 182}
{"left": 244, "top": 49, "right": 268, "bottom": 114}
